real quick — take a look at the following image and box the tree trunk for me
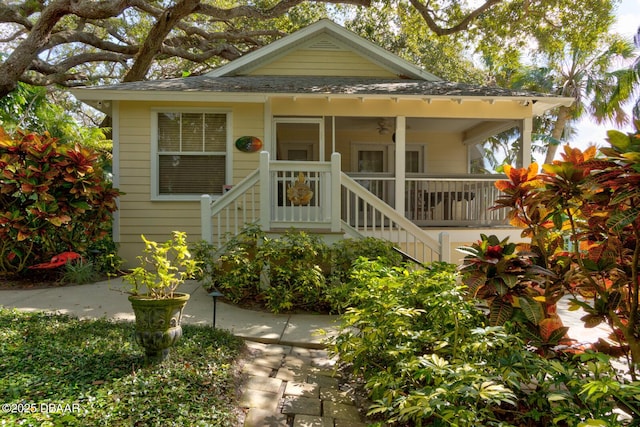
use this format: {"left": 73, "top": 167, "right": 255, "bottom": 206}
{"left": 122, "top": 0, "right": 202, "bottom": 83}
{"left": 544, "top": 105, "right": 572, "bottom": 164}
{"left": 0, "top": 0, "right": 68, "bottom": 98}
{"left": 0, "top": 0, "right": 129, "bottom": 98}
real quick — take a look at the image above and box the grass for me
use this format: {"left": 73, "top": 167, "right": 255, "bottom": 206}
{"left": 0, "top": 308, "right": 244, "bottom": 426}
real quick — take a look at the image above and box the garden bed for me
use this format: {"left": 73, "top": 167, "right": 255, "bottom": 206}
{"left": 0, "top": 308, "right": 244, "bottom": 426}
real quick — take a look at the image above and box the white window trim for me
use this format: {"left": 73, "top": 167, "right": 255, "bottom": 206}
{"left": 405, "top": 144, "right": 426, "bottom": 174}
{"left": 150, "top": 107, "right": 233, "bottom": 201}
{"left": 350, "top": 143, "right": 427, "bottom": 173}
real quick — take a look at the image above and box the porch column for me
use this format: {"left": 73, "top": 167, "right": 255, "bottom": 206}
{"left": 330, "top": 152, "right": 341, "bottom": 232}
{"left": 518, "top": 117, "right": 533, "bottom": 168}
{"left": 259, "top": 151, "right": 271, "bottom": 231}
{"left": 394, "top": 116, "right": 406, "bottom": 214}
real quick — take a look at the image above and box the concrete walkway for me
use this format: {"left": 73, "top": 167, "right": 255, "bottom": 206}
{"left": 0, "top": 278, "right": 370, "bottom": 426}
{"left": 0, "top": 278, "right": 339, "bottom": 347}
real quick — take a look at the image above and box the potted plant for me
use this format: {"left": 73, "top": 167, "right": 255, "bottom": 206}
{"left": 124, "top": 231, "right": 200, "bottom": 362}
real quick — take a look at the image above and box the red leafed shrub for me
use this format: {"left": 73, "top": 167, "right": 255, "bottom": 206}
{"left": 0, "top": 127, "right": 120, "bottom": 274}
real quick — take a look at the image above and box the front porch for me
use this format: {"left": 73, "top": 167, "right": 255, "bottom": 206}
{"left": 201, "top": 151, "right": 510, "bottom": 264}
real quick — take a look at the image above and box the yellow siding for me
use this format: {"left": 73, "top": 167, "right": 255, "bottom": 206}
{"left": 332, "top": 129, "right": 466, "bottom": 174}
{"left": 116, "top": 101, "right": 263, "bottom": 266}
{"left": 248, "top": 49, "right": 397, "bottom": 78}
{"left": 422, "top": 132, "right": 467, "bottom": 174}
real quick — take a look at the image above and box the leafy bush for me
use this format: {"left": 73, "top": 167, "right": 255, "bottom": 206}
{"left": 257, "top": 230, "right": 330, "bottom": 313}
{"left": 329, "top": 259, "right": 640, "bottom": 426}
{"left": 329, "top": 236, "right": 403, "bottom": 284}
{"left": 490, "top": 124, "right": 640, "bottom": 377}
{"left": 194, "top": 223, "right": 264, "bottom": 304}
{"left": 457, "top": 234, "right": 569, "bottom": 353}
{"left": 85, "top": 235, "right": 123, "bottom": 276}
{"left": 196, "top": 225, "right": 405, "bottom": 313}
{"left": 0, "top": 127, "right": 120, "bottom": 275}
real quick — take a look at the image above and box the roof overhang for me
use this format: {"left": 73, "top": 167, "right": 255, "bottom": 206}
{"left": 71, "top": 75, "right": 573, "bottom": 115}
{"left": 72, "top": 86, "right": 573, "bottom": 117}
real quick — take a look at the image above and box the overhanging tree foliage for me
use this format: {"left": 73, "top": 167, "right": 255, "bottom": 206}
{"left": 0, "top": 0, "right": 624, "bottom": 99}
{"left": 0, "top": 0, "right": 372, "bottom": 97}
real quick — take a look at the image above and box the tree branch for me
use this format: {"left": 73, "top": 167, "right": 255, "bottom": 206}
{"left": 408, "top": 0, "right": 503, "bottom": 36}
{"left": 122, "top": 0, "right": 201, "bottom": 82}
{"left": 44, "top": 29, "right": 139, "bottom": 55}
{"left": 0, "top": 0, "right": 131, "bottom": 97}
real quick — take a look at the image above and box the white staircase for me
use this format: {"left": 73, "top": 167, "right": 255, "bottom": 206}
{"left": 201, "top": 152, "right": 446, "bottom": 264}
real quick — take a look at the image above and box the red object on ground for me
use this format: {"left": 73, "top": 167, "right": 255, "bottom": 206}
{"left": 28, "top": 252, "right": 82, "bottom": 269}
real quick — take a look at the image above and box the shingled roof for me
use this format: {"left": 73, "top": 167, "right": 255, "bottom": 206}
{"left": 78, "top": 75, "right": 560, "bottom": 99}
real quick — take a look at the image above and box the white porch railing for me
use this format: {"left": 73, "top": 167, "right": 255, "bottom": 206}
{"left": 340, "top": 173, "right": 445, "bottom": 263}
{"left": 200, "top": 169, "right": 260, "bottom": 248}
{"left": 200, "top": 152, "right": 446, "bottom": 262}
{"left": 351, "top": 174, "right": 508, "bottom": 226}
{"left": 261, "top": 153, "right": 340, "bottom": 231}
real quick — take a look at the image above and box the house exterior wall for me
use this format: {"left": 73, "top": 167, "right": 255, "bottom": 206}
{"left": 116, "top": 100, "right": 264, "bottom": 265}
{"left": 114, "top": 95, "right": 520, "bottom": 266}
{"left": 330, "top": 129, "right": 467, "bottom": 174}
{"left": 247, "top": 48, "right": 397, "bottom": 77}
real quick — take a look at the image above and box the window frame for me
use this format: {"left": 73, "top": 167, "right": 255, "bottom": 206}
{"left": 151, "top": 108, "right": 233, "bottom": 201}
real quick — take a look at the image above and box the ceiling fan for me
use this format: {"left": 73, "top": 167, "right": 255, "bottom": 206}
{"left": 377, "top": 118, "right": 393, "bottom": 135}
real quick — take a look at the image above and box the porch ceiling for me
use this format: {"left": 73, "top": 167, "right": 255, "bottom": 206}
{"left": 337, "top": 116, "right": 488, "bottom": 133}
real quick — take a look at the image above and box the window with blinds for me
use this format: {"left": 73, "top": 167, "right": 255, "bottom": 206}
{"left": 156, "top": 112, "right": 227, "bottom": 196}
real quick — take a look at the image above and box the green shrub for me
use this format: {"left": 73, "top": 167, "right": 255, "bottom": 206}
{"left": 86, "top": 235, "right": 123, "bottom": 276}
{"left": 326, "top": 237, "right": 404, "bottom": 313}
{"left": 196, "top": 225, "right": 405, "bottom": 314}
{"left": 256, "top": 229, "right": 330, "bottom": 313}
{"left": 194, "top": 223, "right": 264, "bottom": 304}
{"left": 0, "top": 127, "right": 120, "bottom": 275}
{"left": 330, "top": 259, "right": 639, "bottom": 426}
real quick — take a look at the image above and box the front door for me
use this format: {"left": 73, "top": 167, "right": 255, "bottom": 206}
{"left": 273, "top": 118, "right": 324, "bottom": 161}
{"left": 272, "top": 118, "right": 325, "bottom": 223}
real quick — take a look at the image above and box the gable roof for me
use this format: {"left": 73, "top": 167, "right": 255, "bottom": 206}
{"left": 206, "top": 19, "right": 441, "bottom": 81}
{"left": 71, "top": 20, "right": 574, "bottom": 115}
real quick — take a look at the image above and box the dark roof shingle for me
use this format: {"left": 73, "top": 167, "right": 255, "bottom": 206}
{"left": 82, "top": 75, "right": 558, "bottom": 98}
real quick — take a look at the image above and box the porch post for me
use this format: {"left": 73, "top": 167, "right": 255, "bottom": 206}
{"left": 439, "top": 231, "right": 451, "bottom": 263}
{"left": 519, "top": 117, "right": 533, "bottom": 168}
{"left": 394, "top": 116, "right": 406, "bottom": 214}
{"left": 331, "top": 152, "right": 341, "bottom": 232}
{"left": 259, "top": 151, "right": 271, "bottom": 231}
{"left": 200, "top": 194, "right": 213, "bottom": 243}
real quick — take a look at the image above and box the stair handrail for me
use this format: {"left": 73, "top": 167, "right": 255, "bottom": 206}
{"left": 340, "top": 172, "right": 443, "bottom": 262}
{"left": 201, "top": 169, "right": 260, "bottom": 244}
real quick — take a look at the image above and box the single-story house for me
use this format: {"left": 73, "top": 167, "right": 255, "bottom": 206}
{"left": 71, "top": 19, "right": 574, "bottom": 266}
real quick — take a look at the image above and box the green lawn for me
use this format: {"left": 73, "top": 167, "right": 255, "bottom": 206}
{"left": 0, "top": 308, "right": 243, "bottom": 427}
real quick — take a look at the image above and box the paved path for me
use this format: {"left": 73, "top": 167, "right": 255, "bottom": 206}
{"left": 0, "top": 278, "right": 339, "bottom": 347}
{"left": 0, "top": 278, "right": 371, "bottom": 426}
{"left": 238, "top": 341, "right": 367, "bottom": 427}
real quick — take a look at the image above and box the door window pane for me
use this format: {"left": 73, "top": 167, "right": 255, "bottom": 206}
{"left": 358, "top": 151, "right": 384, "bottom": 172}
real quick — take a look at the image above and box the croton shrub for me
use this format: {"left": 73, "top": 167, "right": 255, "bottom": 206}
{"left": 0, "top": 127, "right": 120, "bottom": 275}
{"left": 461, "top": 122, "right": 640, "bottom": 379}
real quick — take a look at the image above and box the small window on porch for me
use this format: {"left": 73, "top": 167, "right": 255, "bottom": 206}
{"left": 358, "top": 150, "right": 384, "bottom": 172}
